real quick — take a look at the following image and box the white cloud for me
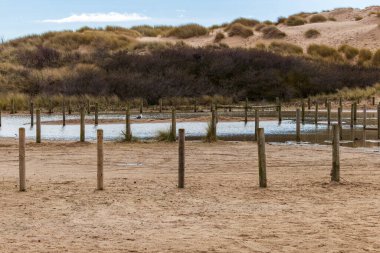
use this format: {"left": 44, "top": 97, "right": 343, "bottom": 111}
{"left": 41, "top": 12, "right": 150, "bottom": 23}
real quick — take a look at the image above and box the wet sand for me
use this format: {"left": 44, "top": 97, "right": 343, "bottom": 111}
{"left": 0, "top": 140, "right": 379, "bottom": 252}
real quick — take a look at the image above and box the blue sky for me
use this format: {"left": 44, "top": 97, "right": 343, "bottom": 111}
{"left": 0, "top": 0, "right": 379, "bottom": 40}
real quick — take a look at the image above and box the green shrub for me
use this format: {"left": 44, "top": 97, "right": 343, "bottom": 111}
{"left": 227, "top": 24, "right": 254, "bottom": 38}
{"left": 131, "top": 25, "right": 173, "bottom": 37}
{"left": 304, "top": 29, "right": 321, "bottom": 39}
{"left": 166, "top": 24, "right": 208, "bottom": 39}
{"left": 307, "top": 44, "right": 343, "bottom": 61}
{"left": 105, "top": 26, "right": 141, "bottom": 37}
{"left": 358, "top": 49, "right": 373, "bottom": 64}
{"left": 286, "top": 16, "right": 307, "bottom": 26}
{"left": 338, "top": 45, "right": 359, "bottom": 60}
{"left": 214, "top": 32, "right": 225, "bottom": 43}
{"left": 277, "top": 17, "right": 287, "bottom": 24}
{"left": 268, "top": 42, "right": 303, "bottom": 55}
{"left": 231, "top": 18, "right": 260, "bottom": 27}
{"left": 262, "top": 26, "right": 286, "bottom": 39}
{"left": 309, "top": 15, "right": 327, "bottom": 23}
{"left": 373, "top": 49, "right": 380, "bottom": 67}
{"left": 155, "top": 128, "right": 175, "bottom": 142}
{"left": 256, "top": 43, "right": 266, "bottom": 50}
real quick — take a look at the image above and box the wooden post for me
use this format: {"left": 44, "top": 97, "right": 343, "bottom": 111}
{"left": 68, "top": 100, "right": 72, "bottom": 115}
{"left": 97, "top": 129, "right": 104, "bottom": 190}
{"left": 19, "top": 128, "right": 26, "bottom": 191}
{"left": 171, "top": 108, "right": 176, "bottom": 141}
{"left": 125, "top": 104, "right": 132, "bottom": 141}
{"left": 338, "top": 107, "right": 342, "bottom": 140}
{"left": 11, "top": 98, "right": 15, "bottom": 114}
{"left": 140, "top": 99, "right": 143, "bottom": 114}
{"left": 80, "top": 107, "right": 85, "bottom": 142}
{"left": 178, "top": 129, "right": 185, "bottom": 189}
{"left": 62, "top": 100, "right": 66, "bottom": 126}
{"left": 296, "top": 109, "right": 301, "bottom": 142}
{"left": 339, "top": 97, "right": 343, "bottom": 108}
{"left": 301, "top": 100, "right": 305, "bottom": 125}
{"left": 307, "top": 97, "right": 311, "bottom": 110}
{"left": 324, "top": 98, "right": 328, "bottom": 108}
{"left": 363, "top": 105, "right": 367, "bottom": 129}
{"left": 244, "top": 98, "right": 248, "bottom": 124}
{"left": 87, "top": 99, "right": 90, "bottom": 115}
{"left": 353, "top": 102, "right": 357, "bottom": 125}
{"left": 331, "top": 124, "right": 340, "bottom": 182}
{"left": 159, "top": 98, "right": 163, "bottom": 113}
{"left": 194, "top": 99, "right": 197, "bottom": 113}
{"left": 0, "top": 110, "right": 2, "bottom": 127}
{"left": 314, "top": 103, "right": 318, "bottom": 125}
{"left": 255, "top": 109, "right": 259, "bottom": 141}
{"left": 378, "top": 104, "right": 380, "bottom": 139}
{"left": 30, "top": 102, "right": 34, "bottom": 127}
{"left": 95, "top": 103, "right": 99, "bottom": 125}
{"left": 257, "top": 128, "right": 267, "bottom": 188}
{"left": 327, "top": 101, "right": 331, "bottom": 126}
{"left": 350, "top": 103, "right": 354, "bottom": 128}
{"left": 372, "top": 97, "right": 375, "bottom": 106}
{"left": 36, "top": 109, "right": 41, "bottom": 143}
{"left": 278, "top": 101, "right": 282, "bottom": 123}
{"left": 48, "top": 100, "right": 52, "bottom": 114}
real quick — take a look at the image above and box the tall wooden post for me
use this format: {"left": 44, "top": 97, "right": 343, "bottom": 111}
{"left": 48, "top": 100, "right": 52, "bottom": 114}
{"left": 97, "top": 129, "right": 104, "bottom": 190}
{"left": 372, "top": 97, "right": 375, "bottom": 106}
{"left": 140, "top": 99, "right": 143, "bottom": 114}
{"left": 62, "top": 100, "right": 66, "bottom": 126}
{"left": 80, "top": 107, "right": 85, "bottom": 142}
{"left": 159, "top": 98, "right": 163, "bottom": 113}
{"left": 296, "top": 109, "right": 301, "bottom": 142}
{"left": 178, "top": 129, "right": 185, "bottom": 189}
{"left": 278, "top": 101, "right": 282, "bottom": 123}
{"left": 301, "top": 100, "right": 305, "bottom": 125}
{"left": 30, "top": 102, "right": 34, "bottom": 127}
{"left": 353, "top": 102, "right": 357, "bottom": 125}
{"left": 307, "top": 97, "right": 311, "bottom": 110}
{"left": 19, "top": 128, "right": 26, "bottom": 191}
{"left": 194, "top": 99, "right": 197, "bottom": 113}
{"left": 244, "top": 98, "right": 248, "bottom": 125}
{"left": 68, "top": 99, "right": 72, "bottom": 115}
{"left": 363, "top": 105, "right": 367, "bottom": 129}
{"left": 125, "top": 104, "right": 132, "bottom": 141}
{"left": 255, "top": 109, "right": 259, "bottom": 141}
{"left": 377, "top": 104, "right": 380, "bottom": 139}
{"left": 331, "top": 124, "right": 340, "bottom": 182}
{"left": 171, "top": 108, "right": 176, "bottom": 141}
{"left": 87, "top": 99, "right": 90, "bottom": 115}
{"left": 257, "top": 128, "right": 267, "bottom": 188}
{"left": 36, "top": 109, "right": 41, "bottom": 143}
{"left": 327, "top": 101, "right": 331, "bottom": 126}
{"left": 314, "top": 103, "right": 318, "bottom": 125}
{"left": 338, "top": 107, "right": 342, "bottom": 140}
{"left": 0, "top": 110, "right": 2, "bottom": 127}
{"left": 339, "top": 97, "right": 343, "bottom": 108}
{"left": 95, "top": 103, "right": 99, "bottom": 126}
{"left": 11, "top": 98, "right": 15, "bottom": 114}
{"left": 350, "top": 103, "right": 354, "bottom": 128}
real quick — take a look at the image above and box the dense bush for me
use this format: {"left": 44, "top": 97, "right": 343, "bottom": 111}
{"left": 304, "top": 29, "right": 321, "bottom": 39}
{"left": 373, "top": 49, "right": 380, "bottom": 67}
{"left": 310, "top": 15, "right": 327, "bottom": 23}
{"left": 165, "top": 24, "right": 208, "bottom": 39}
{"left": 338, "top": 45, "right": 359, "bottom": 60}
{"left": 307, "top": 44, "right": 343, "bottom": 62}
{"left": 227, "top": 24, "right": 254, "bottom": 38}
{"left": 214, "top": 32, "right": 225, "bottom": 43}
{"left": 286, "top": 16, "right": 307, "bottom": 26}
{"left": 262, "top": 26, "right": 286, "bottom": 39}
{"left": 230, "top": 18, "right": 260, "bottom": 27}
{"left": 358, "top": 49, "right": 373, "bottom": 65}
{"left": 268, "top": 42, "right": 303, "bottom": 55}
{"left": 131, "top": 25, "right": 173, "bottom": 37}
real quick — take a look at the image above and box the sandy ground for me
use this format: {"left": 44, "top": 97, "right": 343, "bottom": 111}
{"left": 139, "top": 6, "right": 380, "bottom": 51}
{"left": 0, "top": 139, "right": 379, "bottom": 252}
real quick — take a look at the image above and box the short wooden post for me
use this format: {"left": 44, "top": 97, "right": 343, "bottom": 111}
{"left": 314, "top": 103, "right": 318, "bottom": 125}
{"left": 97, "top": 129, "right": 104, "bottom": 190}
{"left": 327, "top": 102, "right": 331, "bottom": 126}
{"left": 296, "top": 109, "right": 301, "bottom": 142}
{"left": 178, "top": 129, "right": 185, "bottom": 188}
{"left": 171, "top": 108, "right": 176, "bottom": 141}
{"left": 338, "top": 107, "right": 342, "bottom": 140}
{"left": 353, "top": 102, "right": 357, "bottom": 124}
{"left": 48, "top": 100, "right": 52, "bottom": 114}
{"left": 125, "top": 104, "right": 132, "bottom": 141}
{"left": 255, "top": 109, "right": 259, "bottom": 141}
{"left": 372, "top": 97, "right": 375, "bottom": 106}
{"left": 0, "top": 110, "right": 2, "bottom": 127}
{"left": 140, "top": 99, "right": 143, "bottom": 114}
{"left": 331, "top": 124, "right": 340, "bottom": 182}
{"left": 68, "top": 100, "right": 72, "bottom": 115}
{"left": 377, "top": 104, "right": 380, "bottom": 139}
{"left": 244, "top": 98, "right": 248, "bottom": 124}
{"left": 301, "top": 100, "right": 305, "bottom": 124}
{"left": 159, "top": 98, "right": 163, "bottom": 113}
{"left": 257, "top": 128, "right": 267, "bottom": 188}
{"left": 363, "top": 105, "right": 367, "bottom": 129}
{"left": 80, "top": 107, "right": 85, "bottom": 142}
{"left": 194, "top": 100, "right": 197, "bottom": 113}
{"left": 278, "top": 101, "right": 282, "bottom": 123}
{"left": 95, "top": 103, "right": 99, "bottom": 126}
{"left": 36, "top": 109, "right": 41, "bottom": 143}
{"left": 307, "top": 97, "right": 311, "bottom": 110}
{"left": 30, "top": 102, "right": 34, "bottom": 127}
{"left": 339, "top": 97, "right": 343, "bottom": 108}
{"left": 19, "top": 128, "right": 26, "bottom": 191}
{"left": 11, "top": 98, "right": 15, "bottom": 114}
{"left": 62, "top": 100, "right": 66, "bottom": 126}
